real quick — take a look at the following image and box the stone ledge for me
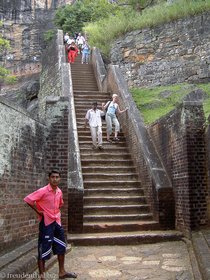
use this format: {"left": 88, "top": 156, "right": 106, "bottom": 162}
{"left": 0, "top": 239, "right": 71, "bottom": 280}
{"left": 0, "top": 239, "right": 37, "bottom": 271}
{"left": 192, "top": 230, "right": 210, "bottom": 280}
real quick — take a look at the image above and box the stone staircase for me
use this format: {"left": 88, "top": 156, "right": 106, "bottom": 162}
{"left": 67, "top": 55, "right": 183, "bottom": 245}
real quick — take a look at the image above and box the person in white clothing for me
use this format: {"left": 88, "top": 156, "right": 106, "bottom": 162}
{"left": 84, "top": 101, "right": 105, "bottom": 149}
{"left": 64, "top": 32, "right": 69, "bottom": 43}
{"left": 76, "top": 33, "right": 86, "bottom": 54}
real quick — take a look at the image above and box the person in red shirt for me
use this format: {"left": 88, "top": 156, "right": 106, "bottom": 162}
{"left": 67, "top": 42, "right": 78, "bottom": 63}
{"left": 24, "top": 170, "right": 77, "bottom": 279}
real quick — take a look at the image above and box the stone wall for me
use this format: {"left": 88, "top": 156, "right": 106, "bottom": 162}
{"left": 0, "top": 97, "right": 46, "bottom": 253}
{"left": 111, "top": 12, "right": 210, "bottom": 88}
{"left": 38, "top": 33, "right": 63, "bottom": 122}
{"left": 149, "top": 102, "right": 208, "bottom": 236}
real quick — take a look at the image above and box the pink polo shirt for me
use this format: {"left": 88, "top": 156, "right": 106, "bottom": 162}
{"left": 24, "top": 184, "right": 64, "bottom": 226}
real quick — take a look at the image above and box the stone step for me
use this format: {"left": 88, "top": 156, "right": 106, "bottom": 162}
{"left": 73, "top": 90, "right": 104, "bottom": 95}
{"left": 82, "top": 166, "right": 137, "bottom": 173}
{"left": 83, "top": 205, "right": 150, "bottom": 215}
{"left": 80, "top": 153, "right": 131, "bottom": 160}
{"left": 71, "top": 76, "right": 96, "bottom": 80}
{"left": 73, "top": 86, "right": 98, "bottom": 91}
{"left": 71, "top": 70, "right": 95, "bottom": 74}
{"left": 75, "top": 106, "right": 105, "bottom": 111}
{"left": 84, "top": 179, "right": 141, "bottom": 187}
{"left": 74, "top": 100, "right": 108, "bottom": 105}
{"left": 72, "top": 80, "right": 97, "bottom": 85}
{"left": 82, "top": 221, "right": 161, "bottom": 233}
{"left": 74, "top": 100, "right": 107, "bottom": 104}
{"left": 83, "top": 213, "right": 153, "bottom": 222}
{"left": 78, "top": 140, "right": 126, "bottom": 145}
{"left": 71, "top": 72, "right": 95, "bottom": 75}
{"left": 78, "top": 138, "right": 126, "bottom": 143}
{"left": 74, "top": 95, "right": 109, "bottom": 100}
{"left": 77, "top": 135, "right": 126, "bottom": 141}
{"left": 67, "top": 231, "right": 183, "bottom": 246}
{"left": 72, "top": 81, "right": 97, "bottom": 86}
{"left": 71, "top": 64, "right": 94, "bottom": 69}
{"left": 84, "top": 196, "right": 147, "bottom": 206}
{"left": 84, "top": 188, "right": 143, "bottom": 197}
{"left": 84, "top": 180, "right": 141, "bottom": 188}
{"left": 83, "top": 173, "right": 139, "bottom": 181}
{"left": 81, "top": 159, "right": 134, "bottom": 166}
{"left": 77, "top": 131, "right": 124, "bottom": 136}
{"left": 84, "top": 186, "right": 142, "bottom": 192}
{"left": 78, "top": 135, "right": 125, "bottom": 140}
{"left": 74, "top": 96, "right": 108, "bottom": 101}
{"left": 84, "top": 188, "right": 144, "bottom": 197}
{"left": 80, "top": 146, "right": 128, "bottom": 153}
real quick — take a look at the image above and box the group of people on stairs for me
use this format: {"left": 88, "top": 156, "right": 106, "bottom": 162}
{"left": 64, "top": 32, "right": 91, "bottom": 64}
{"left": 84, "top": 93, "right": 128, "bottom": 150}
{"left": 64, "top": 31, "right": 128, "bottom": 150}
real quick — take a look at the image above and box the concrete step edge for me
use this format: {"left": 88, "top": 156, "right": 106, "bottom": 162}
{"left": 192, "top": 231, "right": 210, "bottom": 280}
{"left": 0, "top": 239, "right": 37, "bottom": 271}
{"left": 67, "top": 231, "right": 184, "bottom": 246}
{"left": 0, "top": 243, "right": 71, "bottom": 279}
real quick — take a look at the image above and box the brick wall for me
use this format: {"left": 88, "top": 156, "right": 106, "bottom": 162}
{"left": 0, "top": 97, "right": 46, "bottom": 253}
{"left": 149, "top": 102, "right": 208, "bottom": 235}
{"left": 45, "top": 98, "right": 70, "bottom": 232}
{"left": 44, "top": 97, "right": 84, "bottom": 234}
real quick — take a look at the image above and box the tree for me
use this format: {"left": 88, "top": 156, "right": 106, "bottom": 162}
{"left": 54, "top": 0, "right": 122, "bottom": 34}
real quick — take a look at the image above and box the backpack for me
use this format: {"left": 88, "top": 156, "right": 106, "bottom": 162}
{"left": 101, "top": 101, "right": 111, "bottom": 121}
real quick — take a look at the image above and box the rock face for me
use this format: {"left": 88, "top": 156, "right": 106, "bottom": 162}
{"left": 0, "top": 0, "right": 66, "bottom": 80}
{"left": 0, "top": 0, "right": 72, "bottom": 114}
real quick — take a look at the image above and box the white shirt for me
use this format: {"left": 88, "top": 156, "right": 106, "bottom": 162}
{"left": 85, "top": 109, "right": 104, "bottom": 127}
{"left": 67, "top": 38, "right": 75, "bottom": 45}
{"left": 76, "top": 35, "right": 85, "bottom": 45}
{"left": 64, "top": 34, "right": 69, "bottom": 42}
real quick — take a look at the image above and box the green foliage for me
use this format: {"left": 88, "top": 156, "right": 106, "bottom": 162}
{"left": 0, "top": 36, "right": 10, "bottom": 51}
{"left": 0, "top": 21, "right": 17, "bottom": 86}
{"left": 0, "top": 66, "right": 9, "bottom": 78}
{"left": 130, "top": 83, "right": 210, "bottom": 124}
{"left": 54, "top": 0, "right": 123, "bottom": 35}
{"left": 85, "top": 0, "right": 210, "bottom": 55}
{"left": 43, "top": 30, "right": 56, "bottom": 43}
{"left": 4, "top": 75, "right": 17, "bottom": 84}
{"left": 0, "top": 66, "right": 17, "bottom": 84}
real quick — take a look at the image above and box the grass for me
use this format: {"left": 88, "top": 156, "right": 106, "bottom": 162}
{"left": 85, "top": 0, "right": 210, "bottom": 55}
{"left": 130, "top": 83, "right": 210, "bottom": 124}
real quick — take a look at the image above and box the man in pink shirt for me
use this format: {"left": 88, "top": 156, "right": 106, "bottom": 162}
{"left": 24, "top": 170, "right": 77, "bottom": 279}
